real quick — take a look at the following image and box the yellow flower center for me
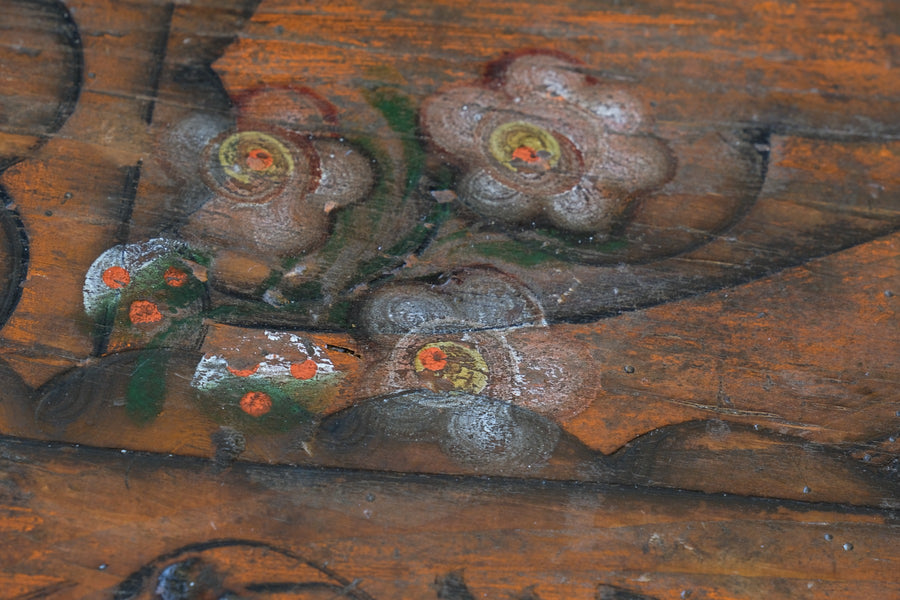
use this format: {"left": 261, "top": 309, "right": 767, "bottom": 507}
{"left": 217, "top": 131, "right": 294, "bottom": 184}
{"left": 413, "top": 341, "right": 489, "bottom": 393}
{"left": 488, "top": 121, "right": 561, "bottom": 173}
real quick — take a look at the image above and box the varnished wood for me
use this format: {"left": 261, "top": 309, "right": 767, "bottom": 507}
{"left": 0, "top": 0, "right": 897, "bottom": 598}
{"left": 2, "top": 437, "right": 899, "bottom": 599}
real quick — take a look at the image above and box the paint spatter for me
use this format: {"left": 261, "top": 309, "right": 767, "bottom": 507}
{"left": 289, "top": 359, "right": 318, "bottom": 380}
{"left": 240, "top": 391, "right": 272, "bottom": 417}
{"left": 102, "top": 266, "right": 130, "bottom": 289}
{"left": 129, "top": 300, "right": 163, "bottom": 324}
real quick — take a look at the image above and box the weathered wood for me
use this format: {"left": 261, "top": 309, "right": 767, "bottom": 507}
{"left": 1, "top": 437, "right": 898, "bottom": 599}
{"left": 0, "top": 0, "right": 898, "bottom": 597}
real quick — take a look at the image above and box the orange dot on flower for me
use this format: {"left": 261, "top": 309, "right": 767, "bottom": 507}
{"left": 246, "top": 148, "right": 274, "bottom": 171}
{"left": 417, "top": 346, "right": 448, "bottom": 371}
{"left": 227, "top": 363, "right": 260, "bottom": 377}
{"left": 163, "top": 266, "right": 189, "bottom": 287}
{"left": 240, "top": 391, "right": 272, "bottom": 417}
{"left": 290, "top": 360, "right": 318, "bottom": 380}
{"left": 129, "top": 300, "right": 163, "bottom": 324}
{"left": 512, "top": 145, "right": 541, "bottom": 163}
{"left": 102, "top": 265, "right": 130, "bottom": 289}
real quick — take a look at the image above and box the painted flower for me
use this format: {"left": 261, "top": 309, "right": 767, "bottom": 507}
{"left": 357, "top": 266, "right": 545, "bottom": 336}
{"left": 190, "top": 324, "right": 344, "bottom": 430}
{"left": 421, "top": 51, "right": 675, "bottom": 234}
{"left": 82, "top": 238, "right": 208, "bottom": 352}
{"left": 161, "top": 87, "right": 374, "bottom": 258}
{"left": 83, "top": 239, "right": 195, "bottom": 318}
{"left": 383, "top": 324, "right": 593, "bottom": 421}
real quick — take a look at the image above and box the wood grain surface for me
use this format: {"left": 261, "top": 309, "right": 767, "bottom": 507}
{"left": 0, "top": 0, "right": 897, "bottom": 598}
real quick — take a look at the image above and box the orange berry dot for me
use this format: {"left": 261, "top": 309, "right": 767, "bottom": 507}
{"left": 129, "top": 300, "right": 163, "bottom": 324}
{"left": 512, "top": 145, "right": 540, "bottom": 164}
{"left": 227, "top": 363, "right": 260, "bottom": 377}
{"left": 290, "top": 360, "right": 318, "bottom": 380}
{"left": 102, "top": 266, "right": 130, "bottom": 289}
{"left": 240, "top": 391, "right": 272, "bottom": 417}
{"left": 246, "top": 148, "right": 274, "bottom": 171}
{"left": 417, "top": 346, "right": 448, "bottom": 371}
{"left": 163, "top": 266, "right": 189, "bottom": 287}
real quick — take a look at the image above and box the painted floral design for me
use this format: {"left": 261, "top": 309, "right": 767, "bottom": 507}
{"left": 82, "top": 238, "right": 208, "bottom": 352}
{"left": 421, "top": 51, "right": 675, "bottom": 234}
{"left": 84, "top": 239, "right": 190, "bottom": 317}
{"left": 357, "top": 266, "right": 545, "bottom": 335}
{"left": 162, "top": 87, "right": 374, "bottom": 258}
{"left": 315, "top": 390, "right": 562, "bottom": 471}
{"left": 383, "top": 324, "right": 594, "bottom": 421}
{"left": 190, "top": 326, "right": 344, "bottom": 430}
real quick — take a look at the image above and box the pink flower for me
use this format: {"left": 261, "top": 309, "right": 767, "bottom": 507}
{"left": 421, "top": 51, "right": 675, "bottom": 234}
{"left": 164, "top": 87, "right": 374, "bottom": 257}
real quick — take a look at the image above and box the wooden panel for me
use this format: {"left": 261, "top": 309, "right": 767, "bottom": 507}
{"left": 0, "top": 0, "right": 897, "bottom": 598}
{"left": 2, "top": 437, "right": 899, "bottom": 599}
